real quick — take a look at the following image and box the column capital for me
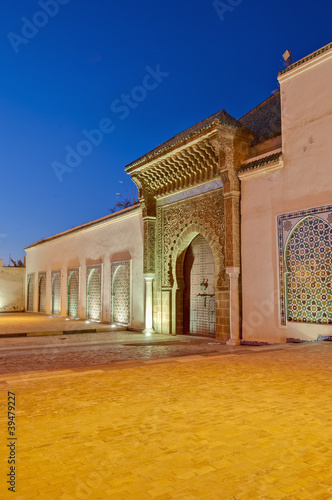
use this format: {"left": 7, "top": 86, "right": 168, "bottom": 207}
{"left": 226, "top": 267, "right": 240, "bottom": 278}
{"left": 143, "top": 273, "right": 155, "bottom": 281}
{"left": 223, "top": 190, "right": 240, "bottom": 199}
{"left": 143, "top": 215, "right": 156, "bottom": 222}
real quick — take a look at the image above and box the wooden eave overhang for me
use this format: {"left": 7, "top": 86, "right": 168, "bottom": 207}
{"left": 125, "top": 110, "right": 249, "bottom": 174}
{"left": 125, "top": 111, "right": 252, "bottom": 198}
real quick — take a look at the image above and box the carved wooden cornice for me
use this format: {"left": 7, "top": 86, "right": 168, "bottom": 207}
{"left": 129, "top": 124, "right": 253, "bottom": 220}
{"left": 131, "top": 138, "right": 220, "bottom": 199}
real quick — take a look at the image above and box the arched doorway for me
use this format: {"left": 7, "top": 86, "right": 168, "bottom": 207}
{"left": 52, "top": 272, "right": 61, "bottom": 315}
{"left": 38, "top": 273, "right": 46, "bottom": 313}
{"left": 67, "top": 270, "right": 79, "bottom": 317}
{"left": 183, "top": 234, "right": 216, "bottom": 337}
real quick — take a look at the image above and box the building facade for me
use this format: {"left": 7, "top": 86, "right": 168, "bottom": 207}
{"left": 25, "top": 42, "right": 332, "bottom": 343}
{"left": 240, "top": 42, "right": 332, "bottom": 343}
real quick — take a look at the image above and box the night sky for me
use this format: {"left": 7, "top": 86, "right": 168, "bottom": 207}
{"left": 1, "top": 0, "right": 331, "bottom": 262}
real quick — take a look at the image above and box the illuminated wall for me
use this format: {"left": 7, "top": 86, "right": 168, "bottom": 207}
{"left": 25, "top": 206, "right": 144, "bottom": 328}
{"left": 0, "top": 259, "right": 25, "bottom": 312}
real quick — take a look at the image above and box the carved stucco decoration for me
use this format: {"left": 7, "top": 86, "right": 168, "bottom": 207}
{"left": 132, "top": 140, "right": 219, "bottom": 200}
{"left": 157, "top": 189, "right": 227, "bottom": 290}
{"left": 143, "top": 218, "right": 156, "bottom": 274}
{"left": 209, "top": 131, "right": 249, "bottom": 268}
{"left": 131, "top": 176, "right": 156, "bottom": 218}
{"left": 210, "top": 130, "right": 251, "bottom": 193}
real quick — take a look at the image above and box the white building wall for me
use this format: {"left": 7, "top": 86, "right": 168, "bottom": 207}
{"left": 25, "top": 208, "right": 144, "bottom": 329}
{"left": 0, "top": 259, "right": 25, "bottom": 312}
{"left": 241, "top": 45, "right": 332, "bottom": 342}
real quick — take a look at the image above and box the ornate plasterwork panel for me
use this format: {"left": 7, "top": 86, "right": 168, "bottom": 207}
{"left": 157, "top": 189, "right": 226, "bottom": 289}
{"left": 111, "top": 261, "right": 130, "bottom": 325}
{"left": 143, "top": 218, "right": 156, "bottom": 274}
{"left": 38, "top": 272, "right": 47, "bottom": 313}
{"left": 133, "top": 140, "right": 219, "bottom": 199}
{"left": 278, "top": 205, "right": 332, "bottom": 325}
{"left": 86, "top": 264, "right": 102, "bottom": 321}
{"left": 67, "top": 268, "right": 79, "bottom": 317}
{"left": 51, "top": 270, "right": 61, "bottom": 315}
{"left": 27, "top": 273, "right": 35, "bottom": 312}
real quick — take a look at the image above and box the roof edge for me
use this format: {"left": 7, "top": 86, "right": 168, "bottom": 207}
{"left": 238, "top": 151, "right": 283, "bottom": 174}
{"left": 25, "top": 202, "right": 141, "bottom": 250}
{"left": 125, "top": 109, "right": 247, "bottom": 172}
{"left": 278, "top": 42, "right": 332, "bottom": 76}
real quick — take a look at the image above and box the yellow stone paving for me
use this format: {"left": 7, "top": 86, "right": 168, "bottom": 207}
{"left": 1, "top": 343, "right": 332, "bottom": 499}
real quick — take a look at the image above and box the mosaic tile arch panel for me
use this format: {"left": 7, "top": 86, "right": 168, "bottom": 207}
{"left": 67, "top": 268, "right": 79, "bottom": 318}
{"left": 51, "top": 270, "right": 61, "bottom": 315}
{"left": 86, "top": 265, "right": 102, "bottom": 321}
{"left": 27, "top": 273, "right": 34, "bottom": 312}
{"left": 278, "top": 205, "right": 332, "bottom": 325}
{"left": 38, "top": 272, "right": 46, "bottom": 313}
{"left": 111, "top": 261, "right": 130, "bottom": 325}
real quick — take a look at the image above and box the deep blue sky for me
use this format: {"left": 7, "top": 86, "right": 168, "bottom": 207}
{"left": 0, "top": 0, "right": 331, "bottom": 262}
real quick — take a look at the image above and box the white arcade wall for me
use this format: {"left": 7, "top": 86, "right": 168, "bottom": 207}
{"left": 25, "top": 206, "right": 145, "bottom": 329}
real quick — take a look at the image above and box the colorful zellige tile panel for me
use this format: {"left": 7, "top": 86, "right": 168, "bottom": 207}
{"left": 286, "top": 217, "right": 332, "bottom": 323}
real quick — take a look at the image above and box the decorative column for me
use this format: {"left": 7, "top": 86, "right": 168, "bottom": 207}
{"left": 144, "top": 274, "right": 155, "bottom": 332}
{"left": 226, "top": 267, "right": 241, "bottom": 345}
{"left": 143, "top": 215, "right": 156, "bottom": 333}
{"left": 211, "top": 129, "right": 252, "bottom": 345}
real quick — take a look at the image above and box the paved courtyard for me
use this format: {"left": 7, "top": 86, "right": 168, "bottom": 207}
{"left": 0, "top": 312, "right": 124, "bottom": 336}
{"left": 1, "top": 332, "right": 332, "bottom": 499}
{"left": 0, "top": 313, "right": 271, "bottom": 374}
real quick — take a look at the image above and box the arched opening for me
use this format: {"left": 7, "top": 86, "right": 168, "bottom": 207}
{"left": 67, "top": 270, "right": 79, "bottom": 317}
{"left": 87, "top": 267, "right": 101, "bottom": 320}
{"left": 52, "top": 272, "right": 61, "bottom": 315}
{"left": 181, "top": 234, "right": 216, "bottom": 337}
{"left": 112, "top": 262, "right": 130, "bottom": 325}
{"left": 38, "top": 273, "right": 46, "bottom": 313}
{"left": 285, "top": 216, "right": 332, "bottom": 323}
{"left": 27, "top": 274, "right": 34, "bottom": 312}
